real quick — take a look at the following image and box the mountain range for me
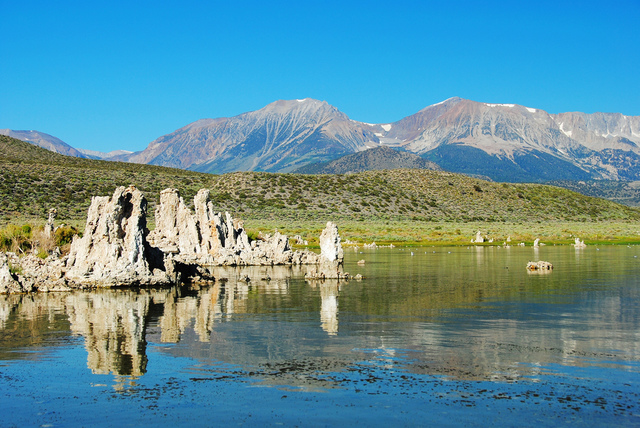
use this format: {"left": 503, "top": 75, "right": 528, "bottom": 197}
{"left": 5, "top": 97, "right": 640, "bottom": 182}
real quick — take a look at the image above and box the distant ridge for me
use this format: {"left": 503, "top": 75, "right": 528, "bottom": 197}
{"left": 77, "top": 148, "right": 133, "bottom": 160}
{"left": 294, "top": 146, "right": 441, "bottom": 174}
{"left": 0, "top": 129, "right": 86, "bottom": 158}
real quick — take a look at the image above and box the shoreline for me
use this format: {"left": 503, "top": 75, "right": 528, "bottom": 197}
{"left": 242, "top": 219, "right": 640, "bottom": 248}
{"left": 4, "top": 218, "right": 640, "bottom": 251}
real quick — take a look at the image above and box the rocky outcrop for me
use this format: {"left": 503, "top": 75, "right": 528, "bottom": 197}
{"left": 149, "top": 188, "right": 248, "bottom": 263}
{"left": 9, "top": 252, "right": 71, "bottom": 292}
{"left": 0, "top": 253, "right": 24, "bottom": 294}
{"left": 65, "top": 186, "right": 168, "bottom": 287}
{"left": 305, "top": 222, "right": 349, "bottom": 280}
{"left": 1, "top": 186, "right": 344, "bottom": 293}
{"left": 471, "top": 231, "right": 484, "bottom": 243}
{"left": 527, "top": 261, "right": 553, "bottom": 271}
{"left": 319, "top": 222, "right": 343, "bottom": 262}
{"left": 44, "top": 208, "right": 57, "bottom": 238}
{"left": 149, "top": 188, "right": 202, "bottom": 257}
{"left": 149, "top": 188, "right": 319, "bottom": 266}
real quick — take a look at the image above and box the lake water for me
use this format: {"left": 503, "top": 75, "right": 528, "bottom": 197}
{"left": 1, "top": 245, "right": 639, "bottom": 426}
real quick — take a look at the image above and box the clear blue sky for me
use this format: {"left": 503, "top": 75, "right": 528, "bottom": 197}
{"left": 1, "top": 0, "right": 639, "bottom": 153}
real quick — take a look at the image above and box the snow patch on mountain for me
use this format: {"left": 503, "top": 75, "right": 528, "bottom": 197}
{"left": 558, "top": 122, "right": 573, "bottom": 138}
{"left": 431, "top": 97, "right": 457, "bottom": 107}
{"left": 485, "top": 103, "right": 515, "bottom": 108}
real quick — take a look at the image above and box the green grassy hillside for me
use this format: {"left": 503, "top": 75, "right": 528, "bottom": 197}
{"left": 206, "top": 170, "right": 640, "bottom": 223}
{"left": 293, "top": 146, "right": 441, "bottom": 174}
{"left": 2, "top": 135, "right": 639, "bottom": 245}
{"left": 1, "top": 135, "right": 217, "bottom": 222}
{"left": 549, "top": 179, "right": 640, "bottom": 207}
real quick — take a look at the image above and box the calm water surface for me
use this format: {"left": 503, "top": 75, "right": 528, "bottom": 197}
{"left": 1, "top": 246, "right": 639, "bottom": 426}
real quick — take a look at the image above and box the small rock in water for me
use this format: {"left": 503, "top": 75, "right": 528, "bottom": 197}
{"left": 526, "top": 261, "right": 553, "bottom": 271}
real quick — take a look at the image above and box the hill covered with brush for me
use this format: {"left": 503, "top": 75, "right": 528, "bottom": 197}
{"left": 1, "top": 135, "right": 639, "bottom": 227}
{"left": 293, "top": 146, "right": 441, "bottom": 174}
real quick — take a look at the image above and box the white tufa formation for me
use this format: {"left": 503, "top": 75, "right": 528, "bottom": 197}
{"left": 148, "top": 188, "right": 317, "bottom": 266}
{"left": 65, "top": 186, "right": 162, "bottom": 287}
{"left": 0, "top": 253, "right": 23, "bottom": 294}
{"left": 319, "top": 221, "right": 343, "bottom": 262}
{"left": 1, "top": 187, "right": 351, "bottom": 293}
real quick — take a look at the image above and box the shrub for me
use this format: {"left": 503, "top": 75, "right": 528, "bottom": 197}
{"left": 246, "top": 230, "right": 260, "bottom": 242}
{"left": 54, "top": 225, "right": 79, "bottom": 246}
{"left": 0, "top": 224, "right": 33, "bottom": 253}
{"left": 9, "top": 263, "right": 22, "bottom": 275}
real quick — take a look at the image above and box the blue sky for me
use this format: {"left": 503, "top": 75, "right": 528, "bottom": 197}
{"left": 1, "top": 0, "right": 639, "bottom": 153}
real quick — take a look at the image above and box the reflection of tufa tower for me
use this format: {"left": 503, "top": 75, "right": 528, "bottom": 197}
{"left": 160, "top": 284, "right": 222, "bottom": 343}
{"left": 306, "top": 281, "right": 340, "bottom": 336}
{"left": 319, "top": 283, "right": 339, "bottom": 335}
{"left": 65, "top": 291, "right": 151, "bottom": 377}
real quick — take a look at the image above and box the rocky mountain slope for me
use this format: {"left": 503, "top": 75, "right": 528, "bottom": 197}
{"left": 294, "top": 146, "right": 441, "bottom": 174}
{"left": 374, "top": 97, "right": 640, "bottom": 181}
{"left": 119, "top": 99, "right": 380, "bottom": 173}
{"left": 120, "top": 97, "right": 640, "bottom": 182}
